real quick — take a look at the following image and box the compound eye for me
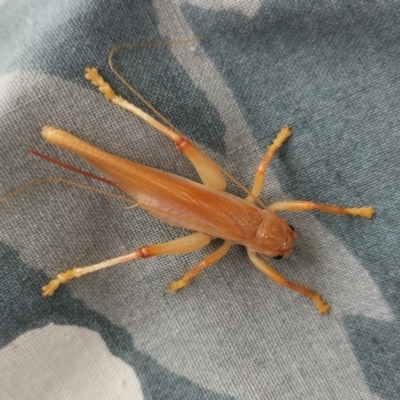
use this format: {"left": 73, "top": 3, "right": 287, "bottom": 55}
{"left": 273, "top": 255, "right": 283, "bottom": 260}
{"left": 288, "top": 224, "right": 295, "bottom": 232}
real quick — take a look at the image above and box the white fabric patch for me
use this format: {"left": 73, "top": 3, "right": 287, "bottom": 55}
{"left": 0, "top": 324, "right": 143, "bottom": 400}
{"left": 184, "top": 0, "right": 261, "bottom": 18}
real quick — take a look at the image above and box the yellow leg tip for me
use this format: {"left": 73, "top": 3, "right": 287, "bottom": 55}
{"left": 41, "top": 280, "right": 60, "bottom": 297}
{"left": 41, "top": 268, "right": 80, "bottom": 297}
{"left": 273, "top": 126, "right": 292, "bottom": 147}
{"left": 85, "top": 67, "right": 116, "bottom": 101}
{"left": 315, "top": 296, "right": 330, "bottom": 315}
{"left": 168, "top": 279, "right": 188, "bottom": 293}
{"left": 84, "top": 66, "right": 98, "bottom": 78}
{"left": 280, "top": 125, "right": 292, "bottom": 139}
{"left": 358, "top": 206, "right": 375, "bottom": 219}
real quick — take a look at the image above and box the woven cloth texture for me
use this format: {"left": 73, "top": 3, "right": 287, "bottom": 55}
{"left": 0, "top": 1, "right": 399, "bottom": 399}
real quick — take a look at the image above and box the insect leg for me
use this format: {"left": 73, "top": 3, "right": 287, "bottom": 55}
{"left": 42, "top": 232, "right": 211, "bottom": 297}
{"left": 247, "top": 249, "right": 330, "bottom": 314}
{"left": 168, "top": 240, "right": 232, "bottom": 292}
{"left": 246, "top": 126, "right": 292, "bottom": 201}
{"left": 268, "top": 200, "right": 374, "bottom": 219}
{"left": 85, "top": 68, "right": 227, "bottom": 190}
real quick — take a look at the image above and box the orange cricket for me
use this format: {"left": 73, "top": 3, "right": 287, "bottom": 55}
{"left": 30, "top": 68, "right": 374, "bottom": 315}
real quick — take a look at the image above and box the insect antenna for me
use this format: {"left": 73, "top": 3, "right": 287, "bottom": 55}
{"left": 28, "top": 148, "right": 116, "bottom": 187}
{"left": 108, "top": 37, "right": 201, "bottom": 131}
{"left": 108, "top": 39, "right": 269, "bottom": 210}
{"left": 0, "top": 149, "right": 136, "bottom": 206}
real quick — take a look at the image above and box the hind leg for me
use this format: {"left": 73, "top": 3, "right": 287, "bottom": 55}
{"left": 42, "top": 232, "right": 211, "bottom": 296}
{"left": 85, "top": 68, "right": 227, "bottom": 191}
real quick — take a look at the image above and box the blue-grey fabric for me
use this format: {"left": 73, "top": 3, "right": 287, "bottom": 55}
{"left": 0, "top": 1, "right": 399, "bottom": 399}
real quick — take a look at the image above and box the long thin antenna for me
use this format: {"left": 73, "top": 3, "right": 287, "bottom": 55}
{"left": 0, "top": 177, "right": 136, "bottom": 205}
{"left": 0, "top": 149, "right": 138, "bottom": 206}
{"left": 28, "top": 148, "right": 117, "bottom": 187}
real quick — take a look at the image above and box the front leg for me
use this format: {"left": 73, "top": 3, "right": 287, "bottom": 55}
{"left": 247, "top": 249, "right": 330, "bottom": 315}
{"left": 269, "top": 200, "right": 374, "bottom": 218}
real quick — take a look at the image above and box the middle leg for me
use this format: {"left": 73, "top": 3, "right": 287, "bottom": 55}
{"left": 246, "top": 126, "right": 292, "bottom": 202}
{"left": 168, "top": 240, "right": 232, "bottom": 292}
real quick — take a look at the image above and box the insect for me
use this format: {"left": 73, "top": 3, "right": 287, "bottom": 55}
{"left": 1, "top": 43, "right": 374, "bottom": 315}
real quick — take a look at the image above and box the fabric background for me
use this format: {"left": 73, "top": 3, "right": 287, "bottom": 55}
{"left": 0, "top": 1, "right": 399, "bottom": 399}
